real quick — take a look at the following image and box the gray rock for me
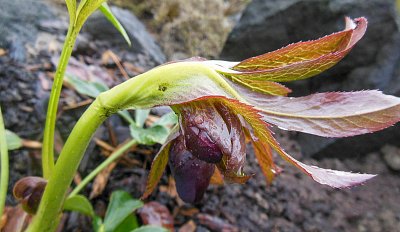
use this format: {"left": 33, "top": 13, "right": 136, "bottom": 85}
{"left": 83, "top": 6, "right": 166, "bottom": 64}
{"left": 381, "top": 144, "right": 400, "bottom": 171}
{"left": 221, "top": 0, "right": 400, "bottom": 158}
{"left": 0, "top": 0, "right": 54, "bottom": 61}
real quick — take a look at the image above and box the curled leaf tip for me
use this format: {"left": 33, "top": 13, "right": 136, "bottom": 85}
{"left": 13, "top": 177, "right": 47, "bottom": 215}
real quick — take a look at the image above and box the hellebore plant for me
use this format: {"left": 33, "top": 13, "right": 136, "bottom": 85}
{"left": 11, "top": 5, "right": 400, "bottom": 231}
{"left": 143, "top": 17, "right": 400, "bottom": 202}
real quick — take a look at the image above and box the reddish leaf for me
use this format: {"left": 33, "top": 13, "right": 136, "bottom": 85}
{"left": 260, "top": 124, "right": 376, "bottom": 188}
{"left": 250, "top": 138, "right": 276, "bottom": 183}
{"left": 212, "top": 96, "right": 376, "bottom": 188}
{"left": 218, "top": 17, "right": 367, "bottom": 82}
{"left": 234, "top": 27, "right": 352, "bottom": 71}
{"left": 241, "top": 89, "right": 400, "bottom": 137}
{"left": 280, "top": 151, "right": 377, "bottom": 188}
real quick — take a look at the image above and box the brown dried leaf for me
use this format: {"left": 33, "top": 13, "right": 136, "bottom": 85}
{"left": 89, "top": 162, "right": 117, "bottom": 199}
{"left": 21, "top": 140, "right": 42, "bottom": 149}
{"left": 178, "top": 220, "right": 196, "bottom": 232}
{"left": 138, "top": 201, "right": 174, "bottom": 231}
{"left": 0, "top": 48, "right": 6, "bottom": 56}
{"left": 101, "top": 50, "right": 130, "bottom": 80}
{"left": 1, "top": 206, "right": 31, "bottom": 232}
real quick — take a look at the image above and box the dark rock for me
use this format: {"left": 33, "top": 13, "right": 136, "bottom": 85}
{"left": 0, "top": 57, "right": 43, "bottom": 137}
{"left": 381, "top": 144, "right": 400, "bottom": 171}
{"left": 38, "top": 19, "right": 68, "bottom": 34}
{"left": 0, "top": 0, "right": 54, "bottom": 61}
{"left": 83, "top": 6, "right": 166, "bottom": 64}
{"left": 221, "top": 0, "right": 400, "bottom": 158}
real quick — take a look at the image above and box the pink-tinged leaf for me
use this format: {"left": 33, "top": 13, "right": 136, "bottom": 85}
{"left": 282, "top": 153, "right": 376, "bottom": 188}
{"left": 217, "top": 96, "right": 376, "bottom": 188}
{"left": 254, "top": 91, "right": 400, "bottom": 137}
{"left": 218, "top": 17, "right": 367, "bottom": 82}
{"left": 264, "top": 131, "right": 377, "bottom": 188}
{"left": 266, "top": 127, "right": 377, "bottom": 188}
{"left": 142, "top": 128, "right": 178, "bottom": 199}
{"left": 172, "top": 94, "right": 376, "bottom": 188}
{"left": 228, "top": 78, "right": 400, "bottom": 137}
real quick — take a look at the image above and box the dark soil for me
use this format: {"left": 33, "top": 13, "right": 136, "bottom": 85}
{"left": 1, "top": 2, "right": 399, "bottom": 232}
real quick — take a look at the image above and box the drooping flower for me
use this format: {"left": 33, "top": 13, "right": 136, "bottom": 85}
{"left": 140, "top": 17, "right": 400, "bottom": 203}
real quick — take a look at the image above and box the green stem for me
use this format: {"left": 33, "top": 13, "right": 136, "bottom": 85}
{"left": 41, "top": 26, "right": 78, "bottom": 179}
{"left": 0, "top": 106, "right": 9, "bottom": 219}
{"left": 27, "top": 99, "right": 108, "bottom": 232}
{"left": 68, "top": 139, "right": 137, "bottom": 198}
{"left": 28, "top": 62, "right": 237, "bottom": 232}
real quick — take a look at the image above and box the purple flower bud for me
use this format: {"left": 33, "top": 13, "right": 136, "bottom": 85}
{"left": 169, "top": 136, "right": 214, "bottom": 203}
{"left": 13, "top": 176, "right": 47, "bottom": 214}
{"left": 180, "top": 103, "right": 226, "bottom": 163}
{"left": 214, "top": 103, "right": 247, "bottom": 181}
{"left": 177, "top": 101, "right": 248, "bottom": 184}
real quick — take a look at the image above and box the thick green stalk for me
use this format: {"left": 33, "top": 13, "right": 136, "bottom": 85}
{"left": 0, "top": 106, "right": 9, "bottom": 219}
{"left": 68, "top": 139, "right": 137, "bottom": 198}
{"left": 41, "top": 26, "right": 78, "bottom": 179}
{"left": 28, "top": 99, "right": 109, "bottom": 232}
{"left": 28, "top": 62, "right": 240, "bottom": 232}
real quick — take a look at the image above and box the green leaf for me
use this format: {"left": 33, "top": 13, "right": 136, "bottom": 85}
{"left": 104, "top": 191, "right": 143, "bottom": 232}
{"left": 114, "top": 214, "right": 139, "bottom": 232}
{"left": 75, "top": 0, "right": 107, "bottom": 30}
{"left": 5, "top": 130, "right": 22, "bottom": 150}
{"left": 129, "top": 124, "right": 169, "bottom": 145}
{"left": 131, "top": 225, "right": 169, "bottom": 232}
{"left": 219, "top": 17, "right": 367, "bottom": 83}
{"left": 99, "top": 3, "right": 131, "bottom": 46}
{"left": 152, "top": 112, "right": 178, "bottom": 127}
{"left": 65, "top": 0, "right": 77, "bottom": 25}
{"left": 118, "top": 110, "right": 135, "bottom": 124}
{"left": 92, "top": 215, "right": 105, "bottom": 232}
{"left": 64, "top": 195, "right": 95, "bottom": 217}
{"left": 64, "top": 74, "right": 109, "bottom": 98}
{"left": 135, "top": 109, "right": 150, "bottom": 128}
{"left": 130, "top": 111, "right": 176, "bottom": 145}
{"left": 64, "top": 74, "right": 138, "bottom": 127}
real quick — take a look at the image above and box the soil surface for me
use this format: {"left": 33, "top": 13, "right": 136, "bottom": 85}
{"left": 1, "top": 2, "right": 399, "bottom": 232}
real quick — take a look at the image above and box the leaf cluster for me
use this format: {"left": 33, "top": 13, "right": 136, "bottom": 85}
{"left": 64, "top": 191, "right": 167, "bottom": 232}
